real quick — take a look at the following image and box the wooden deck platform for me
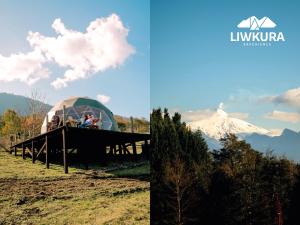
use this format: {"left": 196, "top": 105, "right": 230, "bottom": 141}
{"left": 10, "top": 126, "right": 150, "bottom": 173}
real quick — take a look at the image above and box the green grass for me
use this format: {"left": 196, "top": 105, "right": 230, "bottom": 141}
{"left": 0, "top": 150, "right": 78, "bottom": 179}
{"left": 109, "top": 164, "right": 150, "bottom": 177}
{"left": 0, "top": 149, "right": 150, "bottom": 225}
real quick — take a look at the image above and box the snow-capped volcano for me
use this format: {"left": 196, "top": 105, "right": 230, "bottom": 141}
{"left": 188, "top": 103, "right": 270, "bottom": 140}
{"left": 186, "top": 104, "right": 300, "bottom": 161}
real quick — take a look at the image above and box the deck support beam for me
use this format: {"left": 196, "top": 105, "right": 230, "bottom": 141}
{"left": 46, "top": 135, "right": 49, "bottom": 169}
{"left": 62, "top": 127, "right": 68, "bottom": 174}
{"left": 9, "top": 126, "right": 149, "bottom": 172}
{"left": 32, "top": 140, "right": 35, "bottom": 163}
{"left": 22, "top": 143, "right": 25, "bottom": 159}
{"left": 36, "top": 142, "right": 46, "bottom": 160}
{"left": 143, "top": 139, "right": 149, "bottom": 159}
{"left": 132, "top": 142, "right": 137, "bottom": 155}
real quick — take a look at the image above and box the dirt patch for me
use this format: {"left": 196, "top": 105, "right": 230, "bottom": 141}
{"left": 23, "top": 207, "right": 41, "bottom": 215}
{"left": 0, "top": 174, "right": 149, "bottom": 225}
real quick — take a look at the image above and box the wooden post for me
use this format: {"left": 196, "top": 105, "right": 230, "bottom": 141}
{"left": 62, "top": 127, "right": 68, "bottom": 173}
{"left": 109, "top": 145, "right": 113, "bottom": 155}
{"left": 46, "top": 135, "right": 49, "bottom": 169}
{"left": 46, "top": 114, "right": 49, "bottom": 132}
{"left": 143, "top": 140, "right": 146, "bottom": 148}
{"left": 10, "top": 135, "right": 13, "bottom": 153}
{"left": 132, "top": 142, "right": 137, "bottom": 155}
{"left": 130, "top": 116, "right": 134, "bottom": 133}
{"left": 32, "top": 140, "right": 35, "bottom": 163}
{"left": 143, "top": 139, "right": 149, "bottom": 159}
{"left": 122, "top": 144, "right": 126, "bottom": 155}
{"left": 63, "top": 105, "right": 66, "bottom": 126}
{"left": 22, "top": 143, "right": 25, "bottom": 159}
{"left": 118, "top": 144, "right": 122, "bottom": 155}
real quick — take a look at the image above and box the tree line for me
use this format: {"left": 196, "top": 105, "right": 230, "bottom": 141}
{"left": 114, "top": 115, "right": 150, "bottom": 133}
{"left": 151, "top": 108, "right": 300, "bottom": 225}
{"left": 0, "top": 90, "right": 48, "bottom": 146}
{"left": 0, "top": 108, "right": 46, "bottom": 144}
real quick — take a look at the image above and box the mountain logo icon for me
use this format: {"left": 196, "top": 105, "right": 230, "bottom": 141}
{"left": 237, "top": 16, "right": 276, "bottom": 30}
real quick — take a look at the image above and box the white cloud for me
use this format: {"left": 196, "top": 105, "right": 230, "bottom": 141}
{"left": 264, "top": 110, "right": 300, "bottom": 123}
{"left": 181, "top": 109, "right": 214, "bottom": 122}
{"left": 0, "top": 14, "right": 134, "bottom": 88}
{"left": 0, "top": 50, "right": 49, "bottom": 85}
{"left": 96, "top": 94, "right": 111, "bottom": 104}
{"left": 180, "top": 107, "right": 249, "bottom": 122}
{"left": 262, "top": 87, "right": 300, "bottom": 108}
{"left": 28, "top": 14, "right": 135, "bottom": 89}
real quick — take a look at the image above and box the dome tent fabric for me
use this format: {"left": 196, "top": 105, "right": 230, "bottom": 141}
{"left": 41, "top": 96, "right": 119, "bottom": 134}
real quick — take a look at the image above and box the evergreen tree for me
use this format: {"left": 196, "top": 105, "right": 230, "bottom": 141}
{"left": 151, "top": 109, "right": 299, "bottom": 225}
{"left": 287, "top": 170, "right": 300, "bottom": 225}
{"left": 151, "top": 109, "right": 210, "bottom": 225}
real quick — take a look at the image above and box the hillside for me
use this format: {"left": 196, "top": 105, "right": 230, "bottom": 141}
{"left": 0, "top": 92, "right": 52, "bottom": 115}
{"left": 0, "top": 148, "right": 150, "bottom": 225}
{"left": 245, "top": 129, "right": 300, "bottom": 161}
{"left": 0, "top": 93, "right": 149, "bottom": 133}
{"left": 0, "top": 93, "right": 150, "bottom": 224}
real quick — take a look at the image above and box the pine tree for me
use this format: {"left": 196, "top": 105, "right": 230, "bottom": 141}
{"left": 151, "top": 109, "right": 210, "bottom": 225}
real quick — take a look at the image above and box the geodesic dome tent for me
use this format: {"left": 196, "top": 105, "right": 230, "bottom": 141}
{"left": 41, "top": 96, "right": 119, "bottom": 134}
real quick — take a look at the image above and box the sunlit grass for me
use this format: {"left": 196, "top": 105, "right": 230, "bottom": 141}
{"left": 109, "top": 164, "right": 149, "bottom": 177}
{"left": 0, "top": 149, "right": 149, "bottom": 225}
{"left": 0, "top": 150, "right": 76, "bottom": 179}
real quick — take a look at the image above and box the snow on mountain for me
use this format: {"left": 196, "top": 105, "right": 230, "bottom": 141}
{"left": 186, "top": 104, "right": 300, "bottom": 161}
{"left": 188, "top": 103, "right": 270, "bottom": 140}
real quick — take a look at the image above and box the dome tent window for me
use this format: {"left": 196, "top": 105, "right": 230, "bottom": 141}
{"left": 41, "top": 97, "right": 119, "bottom": 134}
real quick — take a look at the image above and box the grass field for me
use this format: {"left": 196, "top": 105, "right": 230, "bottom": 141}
{"left": 0, "top": 149, "right": 150, "bottom": 225}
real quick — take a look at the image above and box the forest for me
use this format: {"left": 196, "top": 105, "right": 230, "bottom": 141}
{"left": 151, "top": 108, "right": 300, "bottom": 225}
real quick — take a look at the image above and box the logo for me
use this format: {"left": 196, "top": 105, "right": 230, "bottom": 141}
{"left": 230, "top": 16, "right": 285, "bottom": 47}
{"left": 237, "top": 16, "right": 276, "bottom": 30}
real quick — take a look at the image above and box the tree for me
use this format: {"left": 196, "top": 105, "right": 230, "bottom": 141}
{"left": 151, "top": 109, "right": 211, "bottom": 225}
{"left": 287, "top": 171, "right": 300, "bottom": 225}
{"left": 165, "top": 156, "right": 193, "bottom": 225}
{"left": 151, "top": 108, "right": 299, "bottom": 225}
{"left": 0, "top": 115, "right": 3, "bottom": 131}
{"left": 0, "top": 109, "right": 21, "bottom": 137}
{"left": 25, "top": 89, "right": 48, "bottom": 137}
{"left": 261, "top": 155, "right": 298, "bottom": 225}
{"left": 211, "top": 134, "right": 270, "bottom": 225}
{"left": 117, "top": 121, "right": 127, "bottom": 131}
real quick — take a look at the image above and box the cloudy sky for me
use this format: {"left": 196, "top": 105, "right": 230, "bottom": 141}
{"left": 151, "top": 0, "right": 300, "bottom": 132}
{"left": 0, "top": 0, "right": 149, "bottom": 118}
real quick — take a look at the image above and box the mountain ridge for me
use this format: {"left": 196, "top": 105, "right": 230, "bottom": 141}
{"left": 0, "top": 92, "right": 150, "bottom": 133}
{"left": 187, "top": 105, "right": 300, "bottom": 161}
{"left": 0, "top": 92, "right": 52, "bottom": 115}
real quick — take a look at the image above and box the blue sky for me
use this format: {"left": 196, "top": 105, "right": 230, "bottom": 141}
{"left": 0, "top": 0, "right": 149, "bottom": 118}
{"left": 151, "top": 0, "right": 300, "bottom": 132}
